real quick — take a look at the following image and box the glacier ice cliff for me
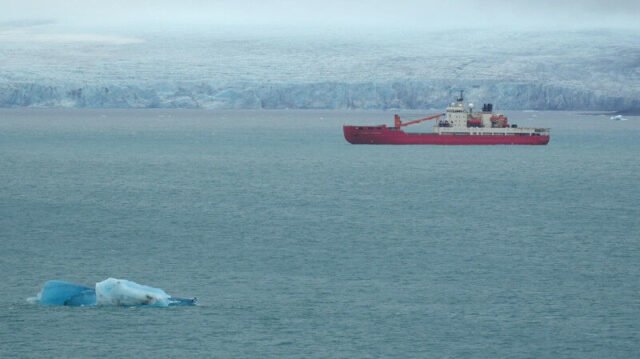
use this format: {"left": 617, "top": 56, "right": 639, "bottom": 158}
{"left": 1, "top": 28, "right": 638, "bottom": 111}
{"left": 2, "top": 81, "right": 638, "bottom": 111}
{"left": 30, "top": 278, "right": 197, "bottom": 307}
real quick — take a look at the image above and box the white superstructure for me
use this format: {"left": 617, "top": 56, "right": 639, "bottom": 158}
{"left": 432, "top": 91, "right": 550, "bottom": 137}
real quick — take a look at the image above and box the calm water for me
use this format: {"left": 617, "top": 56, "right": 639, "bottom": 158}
{"left": 1, "top": 109, "right": 639, "bottom": 358}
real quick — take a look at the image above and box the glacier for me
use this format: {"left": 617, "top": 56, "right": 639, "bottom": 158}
{"left": 1, "top": 27, "right": 639, "bottom": 111}
{"left": 2, "top": 81, "right": 637, "bottom": 111}
{"left": 30, "top": 278, "right": 197, "bottom": 307}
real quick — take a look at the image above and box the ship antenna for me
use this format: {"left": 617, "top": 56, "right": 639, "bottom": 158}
{"left": 457, "top": 90, "right": 464, "bottom": 103}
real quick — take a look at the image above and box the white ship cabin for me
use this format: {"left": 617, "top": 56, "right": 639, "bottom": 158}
{"left": 434, "top": 92, "right": 550, "bottom": 137}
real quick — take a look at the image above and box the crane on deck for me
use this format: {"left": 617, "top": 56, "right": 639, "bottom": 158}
{"left": 393, "top": 113, "right": 445, "bottom": 129}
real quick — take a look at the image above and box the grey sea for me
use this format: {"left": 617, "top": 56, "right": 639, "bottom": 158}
{"left": 1, "top": 109, "right": 639, "bottom": 358}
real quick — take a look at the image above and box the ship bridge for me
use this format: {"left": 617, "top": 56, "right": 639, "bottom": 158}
{"left": 444, "top": 102, "right": 468, "bottom": 128}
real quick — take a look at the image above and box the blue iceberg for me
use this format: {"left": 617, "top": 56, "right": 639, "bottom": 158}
{"left": 35, "top": 280, "right": 97, "bottom": 306}
{"left": 30, "top": 278, "right": 197, "bottom": 307}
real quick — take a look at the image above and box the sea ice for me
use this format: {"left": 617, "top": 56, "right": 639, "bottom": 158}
{"left": 30, "top": 278, "right": 197, "bottom": 307}
{"left": 610, "top": 115, "right": 628, "bottom": 121}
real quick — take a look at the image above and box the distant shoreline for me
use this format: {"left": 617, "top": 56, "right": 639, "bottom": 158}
{"left": 615, "top": 109, "right": 640, "bottom": 116}
{"left": 580, "top": 110, "right": 640, "bottom": 116}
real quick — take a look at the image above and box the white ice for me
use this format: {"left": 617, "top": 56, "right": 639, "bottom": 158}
{"left": 610, "top": 115, "right": 628, "bottom": 121}
{"left": 95, "top": 278, "right": 172, "bottom": 307}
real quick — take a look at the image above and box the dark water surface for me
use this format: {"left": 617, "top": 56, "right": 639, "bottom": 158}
{"left": 1, "top": 109, "right": 639, "bottom": 358}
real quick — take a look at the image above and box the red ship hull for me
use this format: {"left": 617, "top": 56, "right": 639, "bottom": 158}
{"left": 343, "top": 125, "right": 550, "bottom": 145}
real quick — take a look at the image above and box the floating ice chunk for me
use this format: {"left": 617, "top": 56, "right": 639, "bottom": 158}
{"left": 610, "top": 115, "right": 628, "bottom": 121}
{"left": 30, "top": 278, "right": 196, "bottom": 307}
{"left": 96, "top": 278, "right": 171, "bottom": 307}
{"left": 167, "top": 296, "right": 199, "bottom": 306}
{"left": 32, "top": 280, "right": 96, "bottom": 306}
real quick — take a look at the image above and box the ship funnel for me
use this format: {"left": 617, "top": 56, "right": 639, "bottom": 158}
{"left": 482, "top": 103, "right": 493, "bottom": 112}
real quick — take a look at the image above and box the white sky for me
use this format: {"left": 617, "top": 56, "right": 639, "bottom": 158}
{"left": 2, "top": 0, "right": 639, "bottom": 30}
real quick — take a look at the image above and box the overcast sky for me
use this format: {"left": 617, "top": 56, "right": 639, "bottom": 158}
{"left": 2, "top": 0, "right": 639, "bottom": 31}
